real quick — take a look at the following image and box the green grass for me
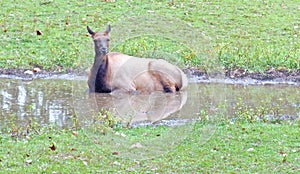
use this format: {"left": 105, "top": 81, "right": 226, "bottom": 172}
{"left": 1, "top": 120, "right": 299, "bottom": 173}
{"left": 1, "top": 1, "right": 300, "bottom": 172}
{"left": 1, "top": 0, "right": 299, "bottom": 72}
{"left": 1, "top": 94, "right": 299, "bottom": 173}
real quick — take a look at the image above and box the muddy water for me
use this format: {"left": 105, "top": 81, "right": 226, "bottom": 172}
{"left": 0, "top": 77, "right": 299, "bottom": 128}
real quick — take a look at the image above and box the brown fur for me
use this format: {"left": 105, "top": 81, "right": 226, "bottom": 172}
{"left": 87, "top": 25, "right": 188, "bottom": 93}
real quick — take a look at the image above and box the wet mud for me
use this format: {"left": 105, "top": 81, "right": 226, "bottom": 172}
{"left": 1, "top": 67, "right": 300, "bottom": 85}
{"left": 184, "top": 68, "right": 300, "bottom": 85}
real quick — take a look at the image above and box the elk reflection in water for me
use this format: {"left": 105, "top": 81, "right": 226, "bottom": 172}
{"left": 87, "top": 91, "right": 187, "bottom": 124}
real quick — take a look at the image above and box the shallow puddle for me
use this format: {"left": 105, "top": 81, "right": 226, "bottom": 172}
{"left": 0, "top": 77, "right": 299, "bottom": 128}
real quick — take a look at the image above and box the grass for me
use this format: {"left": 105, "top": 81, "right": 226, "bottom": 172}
{"left": 1, "top": 103, "right": 299, "bottom": 173}
{"left": 1, "top": 1, "right": 300, "bottom": 173}
{"left": 1, "top": 0, "right": 300, "bottom": 72}
{"left": 0, "top": 119, "right": 299, "bottom": 173}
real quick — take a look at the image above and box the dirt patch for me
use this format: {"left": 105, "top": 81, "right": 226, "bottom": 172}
{"left": 184, "top": 67, "right": 300, "bottom": 85}
{"left": 225, "top": 68, "right": 300, "bottom": 82}
{"left": 0, "top": 68, "right": 86, "bottom": 80}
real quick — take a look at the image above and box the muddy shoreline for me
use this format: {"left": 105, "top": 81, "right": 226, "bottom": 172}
{"left": 1, "top": 68, "right": 300, "bottom": 86}
{"left": 185, "top": 68, "right": 300, "bottom": 85}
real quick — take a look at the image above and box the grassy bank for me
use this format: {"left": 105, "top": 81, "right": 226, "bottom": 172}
{"left": 0, "top": 119, "right": 299, "bottom": 173}
{"left": 1, "top": 0, "right": 299, "bottom": 73}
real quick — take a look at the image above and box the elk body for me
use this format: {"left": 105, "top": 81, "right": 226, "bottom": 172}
{"left": 87, "top": 24, "right": 188, "bottom": 94}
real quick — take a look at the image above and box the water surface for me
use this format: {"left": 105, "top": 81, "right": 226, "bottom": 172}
{"left": 0, "top": 77, "right": 299, "bottom": 128}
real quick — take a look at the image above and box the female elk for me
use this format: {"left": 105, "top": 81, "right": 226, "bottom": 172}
{"left": 87, "top": 24, "right": 187, "bottom": 94}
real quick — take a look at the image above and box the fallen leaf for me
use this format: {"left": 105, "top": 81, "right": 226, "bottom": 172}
{"left": 113, "top": 161, "right": 121, "bottom": 166}
{"left": 33, "top": 67, "right": 41, "bottom": 73}
{"left": 25, "top": 160, "right": 32, "bottom": 165}
{"left": 130, "top": 142, "right": 143, "bottom": 149}
{"left": 112, "top": 152, "right": 119, "bottom": 155}
{"left": 36, "top": 30, "right": 42, "bottom": 35}
{"left": 210, "top": 149, "right": 217, "bottom": 152}
{"left": 279, "top": 150, "right": 284, "bottom": 154}
{"left": 221, "top": 156, "right": 227, "bottom": 160}
{"left": 115, "top": 132, "right": 126, "bottom": 137}
{"left": 72, "top": 131, "right": 78, "bottom": 136}
{"left": 247, "top": 148, "right": 254, "bottom": 152}
{"left": 142, "top": 133, "right": 149, "bottom": 136}
{"left": 50, "top": 142, "right": 56, "bottom": 151}
{"left": 283, "top": 156, "right": 287, "bottom": 163}
{"left": 82, "top": 160, "right": 88, "bottom": 166}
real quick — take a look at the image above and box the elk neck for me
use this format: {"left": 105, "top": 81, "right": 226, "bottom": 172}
{"left": 93, "top": 51, "right": 107, "bottom": 68}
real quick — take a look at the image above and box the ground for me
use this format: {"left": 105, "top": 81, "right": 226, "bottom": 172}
{"left": 1, "top": 67, "right": 300, "bottom": 85}
{"left": 185, "top": 67, "right": 300, "bottom": 83}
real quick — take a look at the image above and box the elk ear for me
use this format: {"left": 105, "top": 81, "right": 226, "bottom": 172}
{"left": 87, "top": 26, "right": 95, "bottom": 35}
{"left": 105, "top": 24, "right": 111, "bottom": 35}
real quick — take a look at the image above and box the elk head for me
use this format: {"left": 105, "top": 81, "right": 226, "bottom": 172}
{"left": 87, "top": 24, "right": 111, "bottom": 55}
